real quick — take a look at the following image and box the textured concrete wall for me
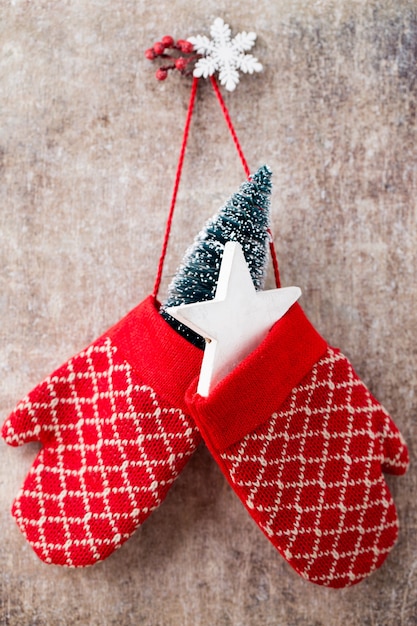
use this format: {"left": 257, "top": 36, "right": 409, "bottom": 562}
{"left": 1, "top": 1, "right": 416, "bottom": 624}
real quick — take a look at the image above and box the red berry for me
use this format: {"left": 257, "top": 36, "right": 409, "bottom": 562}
{"left": 153, "top": 41, "right": 165, "bottom": 55}
{"left": 155, "top": 68, "right": 168, "bottom": 81}
{"left": 161, "top": 35, "right": 174, "bottom": 47}
{"left": 175, "top": 57, "right": 188, "bottom": 71}
{"left": 177, "top": 39, "right": 194, "bottom": 54}
{"left": 145, "top": 48, "right": 156, "bottom": 60}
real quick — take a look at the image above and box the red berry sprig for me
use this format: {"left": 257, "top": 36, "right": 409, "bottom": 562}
{"left": 145, "top": 36, "right": 198, "bottom": 81}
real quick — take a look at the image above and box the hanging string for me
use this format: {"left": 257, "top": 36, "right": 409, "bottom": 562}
{"left": 153, "top": 76, "right": 199, "bottom": 300}
{"left": 154, "top": 73, "right": 281, "bottom": 298}
{"left": 209, "top": 75, "right": 281, "bottom": 289}
{"left": 209, "top": 76, "right": 251, "bottom": 178}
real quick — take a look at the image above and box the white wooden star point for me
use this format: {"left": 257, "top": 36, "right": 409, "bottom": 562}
{"left": 167, "top": 242, "right": 301, "bottom": 397}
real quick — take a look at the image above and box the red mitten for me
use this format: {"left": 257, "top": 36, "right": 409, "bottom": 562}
{"left": 2, "top": 296, "right": 202, "bottom": 566}
{"left": 186, "top": 303, "right": 409, "bottom": 587}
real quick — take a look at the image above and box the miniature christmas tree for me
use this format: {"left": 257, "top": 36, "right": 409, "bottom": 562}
{"left": 161, "top": 164, "right": 272, "bottom": 347}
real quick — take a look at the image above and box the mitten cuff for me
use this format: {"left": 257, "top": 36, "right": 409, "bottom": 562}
{"left": 108, "top": 295, "right": 203, "bottom": 410}
{"left": 187, "top": 303, "right": 327, "bottom": 451}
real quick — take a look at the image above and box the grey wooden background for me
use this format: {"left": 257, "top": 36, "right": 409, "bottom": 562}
{"left": 1, "top": 1, "right": 416, "bottom": 625}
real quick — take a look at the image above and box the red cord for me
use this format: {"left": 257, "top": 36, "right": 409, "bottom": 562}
{"left": 209, "top": 75, "right": 281, "bottom": 289}
{"left": 209, "top": 76, "right": 251, "bottom": 178}
{"left": 154, "top": 73, "right": 281, "bottom": 296}
{"left": 153, "top": 77, "right": 199, "bottom": 299}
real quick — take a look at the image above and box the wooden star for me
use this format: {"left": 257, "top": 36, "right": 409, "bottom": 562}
{"left": 167, "top": 242, "right": 301, "bottom": 397}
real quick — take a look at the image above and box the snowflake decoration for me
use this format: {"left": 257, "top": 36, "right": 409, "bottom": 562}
{"left": 188, "top": 18, "right": 263, "bottom": 91}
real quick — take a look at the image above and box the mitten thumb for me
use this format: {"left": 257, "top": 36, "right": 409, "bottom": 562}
{"left": 1, "top": 344, "right": 91, "bottom": 447}
{"left": 377, "top": 409, "right": 409, "bottom": 475}
{"left": 2, "top": 375, "right": 60, "bottom": 446}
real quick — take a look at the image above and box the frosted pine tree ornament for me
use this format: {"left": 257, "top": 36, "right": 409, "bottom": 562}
{"left": 161, "top": 165, "right": 273, "bottom": 347}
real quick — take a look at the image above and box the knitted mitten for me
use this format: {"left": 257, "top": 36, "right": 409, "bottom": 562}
{"left": 186, "top": 303, "right": 409, "bottom": 588}
{"left": 2, "top": 296, "right": 202, "bottom": 566}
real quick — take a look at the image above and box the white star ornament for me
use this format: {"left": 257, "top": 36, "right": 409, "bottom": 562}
{"left": 167, "top": 242, "right": 301, "bottom": 397}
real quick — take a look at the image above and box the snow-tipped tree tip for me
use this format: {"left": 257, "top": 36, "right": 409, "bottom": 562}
{"left": 250, "top": 164, "right": 272, "bottom": 181}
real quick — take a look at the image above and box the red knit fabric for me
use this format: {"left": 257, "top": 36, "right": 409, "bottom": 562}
{"left": 2, "top": 296, "right": 202, "bottom": 567}
{"left": 187, "top": 306, "right": 409, "bottom": 588}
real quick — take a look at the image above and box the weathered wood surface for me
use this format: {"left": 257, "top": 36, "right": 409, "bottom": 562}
{"left": 1, "top": 1, "right": 416, "bottom": 624}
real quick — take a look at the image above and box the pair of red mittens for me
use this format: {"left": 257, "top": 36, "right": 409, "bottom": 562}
{"left": 186, "top": 302, "right": 409, "bottom": 588}
{"left": 2, "top": 163, "right": 408, "bottom": 586}
{"left": 4, "top": 294, "right": 408, "bottom": 586}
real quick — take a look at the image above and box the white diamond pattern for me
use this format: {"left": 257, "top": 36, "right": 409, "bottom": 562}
{"left": 5, "top": 336, "right": 201, "bottom": 566}
{"left": 220, "top": 347, "right": 408, "bottom": 587}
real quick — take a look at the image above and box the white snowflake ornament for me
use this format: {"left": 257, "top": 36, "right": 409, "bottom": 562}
{"left": 188, "top": 18, "right": 263, "bottom": 91}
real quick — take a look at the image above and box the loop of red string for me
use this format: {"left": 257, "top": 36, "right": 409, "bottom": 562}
{"left": 153, "top": 74, "right": 281, "bottom": 300}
